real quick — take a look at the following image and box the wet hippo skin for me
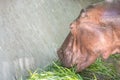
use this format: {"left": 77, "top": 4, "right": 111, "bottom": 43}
{"left": 57, "top": 1, "right": 120, "bottom": 72}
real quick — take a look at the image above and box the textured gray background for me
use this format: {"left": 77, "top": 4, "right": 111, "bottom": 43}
{"left": 0, "top": 0, "right": 101, "bottom": 80}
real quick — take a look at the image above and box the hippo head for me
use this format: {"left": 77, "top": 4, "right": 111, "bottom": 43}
{"left": 57, "top": 3, "right": 120, "bottom": 72}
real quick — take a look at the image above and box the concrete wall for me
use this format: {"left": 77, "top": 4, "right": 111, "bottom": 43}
{"left": 0, "top": 0, "right": 101, "bottom": 80}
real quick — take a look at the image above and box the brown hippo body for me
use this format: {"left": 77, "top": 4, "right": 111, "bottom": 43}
{"left": 57, "top": 1, "right": 120, "bottom": 72}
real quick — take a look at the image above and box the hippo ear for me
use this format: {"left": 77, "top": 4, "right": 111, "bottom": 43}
{"left": 81, "top": 11, "right": 87, "bottom": 18}
{"left": 76, "top": 9, "right": 87, "bottom": 20}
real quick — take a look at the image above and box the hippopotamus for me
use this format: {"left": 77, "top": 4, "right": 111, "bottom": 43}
{"left": 57, "top": 1, "right": 120, "bottom": 72}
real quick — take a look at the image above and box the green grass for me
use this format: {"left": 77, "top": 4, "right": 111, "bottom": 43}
{"left": 27, "top": 54, "right": 120, "bottom": 80}
{"left": 80, "top": 58, "right": 120, "bottom": 80}
{"left": 27, "top": 61, "right": 82, "bottom": 80}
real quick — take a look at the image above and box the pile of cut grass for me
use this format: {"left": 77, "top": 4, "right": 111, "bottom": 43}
{"left": 27, "top": 61, "right": 82, "bottom": 80}
{"left": 80, "top": 58, "right": 120, "bottom": 80}
{"left": 27, "top": 55, "right": 120, "bottom": 80}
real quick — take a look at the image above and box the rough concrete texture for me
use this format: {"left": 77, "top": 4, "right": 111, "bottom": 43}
{"left": 0, "top": 0, "right": 100, "bottom": 80}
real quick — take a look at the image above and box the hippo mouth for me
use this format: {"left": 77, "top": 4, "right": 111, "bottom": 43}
{"left": 57, "top": 32, "right": 75, "bottom": 67}
{"left": 57, "top": 32, "right": 88, "bottom": 70}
